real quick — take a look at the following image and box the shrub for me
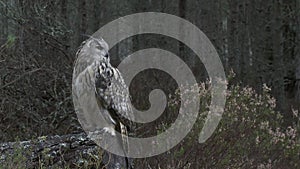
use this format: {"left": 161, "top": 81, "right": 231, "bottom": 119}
{"left": 147, "top": 80, "right": 300, "bottom": 168}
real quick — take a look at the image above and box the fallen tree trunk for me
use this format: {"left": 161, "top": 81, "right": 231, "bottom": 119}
{"left": 0, "top": 133, "right": 104, "bottom": 168}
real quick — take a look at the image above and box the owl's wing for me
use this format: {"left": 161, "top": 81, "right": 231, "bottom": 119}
{"left": 94, "top": 60, "right": 134, "bottom": 129}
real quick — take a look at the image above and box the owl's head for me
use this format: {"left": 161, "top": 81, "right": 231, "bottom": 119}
{"left": 78, "top": 37, "right": 110, "bottom": 63}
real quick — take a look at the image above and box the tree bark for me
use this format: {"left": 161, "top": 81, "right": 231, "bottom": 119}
{"left": 0, "top": 133, "right": 104, "bottom": 168}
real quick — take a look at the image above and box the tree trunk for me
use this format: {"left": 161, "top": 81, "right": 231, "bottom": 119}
{"left": 272, "top": 0, "right": 286, "bottom": 112}
{"left": 295, "top": 0, "right": 300, "bottom": 107}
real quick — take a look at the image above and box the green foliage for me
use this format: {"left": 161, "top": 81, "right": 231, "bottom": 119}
{"left": 0, "top": 139, "right": 28, "bottom": 169}
{"left": 6, "top": 34, "right": 16, "bottom": 48}
{"left": 174, "top": 146, "right": 185, "bottom": 158}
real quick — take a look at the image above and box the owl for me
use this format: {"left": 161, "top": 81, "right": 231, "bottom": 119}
{"left": 73, "top": 37, "right": 134, "bottom": 169}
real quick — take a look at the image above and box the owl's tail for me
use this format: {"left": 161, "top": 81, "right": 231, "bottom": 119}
{"left": 119, "top": 122, "right": 129, "bottom": 154}
{"left": 119, "top": 122, "right": 132, "bottom": 168}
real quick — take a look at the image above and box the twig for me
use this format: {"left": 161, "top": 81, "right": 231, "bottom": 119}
{"left": 0, "top": 68, "right": 41, "bottom": 89}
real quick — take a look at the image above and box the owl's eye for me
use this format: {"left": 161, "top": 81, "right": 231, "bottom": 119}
{"left": 96, "top": 45, "right": 103, "bottom": 50}
{"left": 104, "top": 53, "right": 109, "bottom": 58}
